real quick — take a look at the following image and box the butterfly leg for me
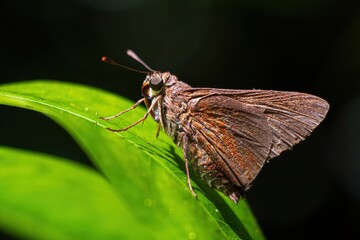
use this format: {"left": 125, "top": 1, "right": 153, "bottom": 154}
{"left": 102, "top": 95, "right": 161, "bottom": 132}
{"left": 100, "top": 98, "right": 146, "bottom": 120}
{"left": 155, "top": 124, "right": 161, "bottom": 138}
{"left": 182, "top": 134, "right": 198, "bottom": 199}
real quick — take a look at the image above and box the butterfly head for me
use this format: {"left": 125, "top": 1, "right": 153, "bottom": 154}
{"left": 142, "top": 72, "right": 171, "bottom": 99}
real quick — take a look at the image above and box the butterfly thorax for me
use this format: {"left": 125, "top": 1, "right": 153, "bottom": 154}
{"left": 159, "top": 74, "right": 192, "bottom": 141}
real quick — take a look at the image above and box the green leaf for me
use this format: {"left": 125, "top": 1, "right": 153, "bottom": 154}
{"left": 0, "top": 80, "right": 265, "bottom": 239}
{"left": 0, "top": 146, "right": 152, "bottom": 239}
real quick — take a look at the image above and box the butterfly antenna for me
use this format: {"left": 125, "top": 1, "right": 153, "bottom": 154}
{"left": 101, "top": 56, "right": 150, "bottom": 74}
{"left": 127, "top": 49, "right": 156, "bottom": 72}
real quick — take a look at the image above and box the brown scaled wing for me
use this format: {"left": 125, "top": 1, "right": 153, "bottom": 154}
{"left": 184, "top": 88, "right": 330, "bottom": 189}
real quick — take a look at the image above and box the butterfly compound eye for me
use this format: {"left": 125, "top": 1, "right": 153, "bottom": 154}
{"left": 149, "top": 77, "right": 164, "bottom": 92}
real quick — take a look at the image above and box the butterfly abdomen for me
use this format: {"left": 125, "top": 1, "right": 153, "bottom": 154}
{"left": 187, "top": 141, "right": 244, "bottom": 203}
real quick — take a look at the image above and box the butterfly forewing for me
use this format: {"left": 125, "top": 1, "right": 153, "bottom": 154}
{"left": 185, "top": 88, "right": 330, "bottom": 160}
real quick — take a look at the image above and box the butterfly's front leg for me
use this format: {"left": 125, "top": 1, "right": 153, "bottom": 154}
{"left": 100, "top": 96, "right": 161, "bottom": 132}
{"left": 100, "top": 98, "right": 146, "bottom": 121}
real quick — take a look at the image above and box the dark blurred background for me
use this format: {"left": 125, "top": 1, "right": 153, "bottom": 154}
{"left": 1, "top": 0, "right": 359, "bottom": 239}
